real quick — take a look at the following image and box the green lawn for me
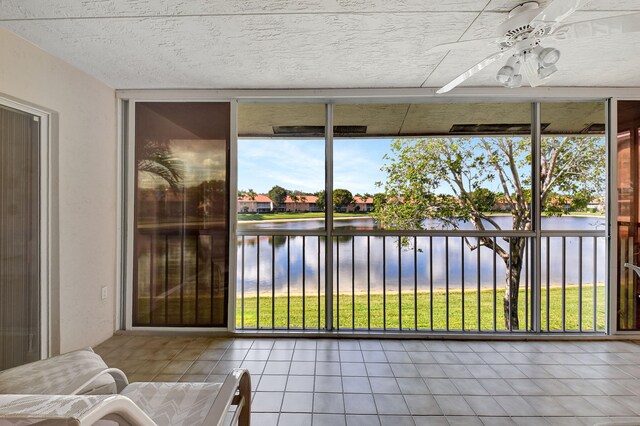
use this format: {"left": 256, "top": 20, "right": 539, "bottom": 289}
{"left": 237, "top": 284, "right": 606, "bottom": 332}
{"left": 238, "top": 212, "right": 369, "bottom": 221}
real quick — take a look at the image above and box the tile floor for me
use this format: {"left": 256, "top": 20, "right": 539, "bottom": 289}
{"left": 94, "top": 336, "right": 640, "bottom": 426}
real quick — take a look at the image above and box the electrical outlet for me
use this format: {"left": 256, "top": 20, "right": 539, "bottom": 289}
{"left": 101, "top": 286, "right": 108, "bottom": 300}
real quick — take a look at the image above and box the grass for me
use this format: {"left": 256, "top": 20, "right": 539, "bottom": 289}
{"left": 238, "top": 212, "right": 369, "bottom": 221}
{"left": 236, "top": 284, "right": 606, "bottom": 332}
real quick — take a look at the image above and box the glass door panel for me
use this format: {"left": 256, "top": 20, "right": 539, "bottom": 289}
{"left": 617, "top": 101, "right": 640, "bottom": 330}
{"left": 133, "top": 102, "right": 230, "bottom": 327}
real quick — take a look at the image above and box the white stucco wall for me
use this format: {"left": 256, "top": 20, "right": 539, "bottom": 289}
{"left": 0, "top": 28, "right": 116, "bottom": 353}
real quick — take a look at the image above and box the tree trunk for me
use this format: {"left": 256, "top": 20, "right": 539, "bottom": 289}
{"left": 503, "top": 236, "right": 527, "bottom": 330}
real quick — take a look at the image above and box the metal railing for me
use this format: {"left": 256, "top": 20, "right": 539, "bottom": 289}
{"left": 236, "top": 229, "right": 606, "bottom": 333}
{"left": 133, "top": 228, "right": 228, "bottom": 327}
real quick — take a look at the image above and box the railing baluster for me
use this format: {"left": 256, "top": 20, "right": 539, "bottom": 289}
{"left": 414, "top": 236, "right": 418, "bottom": 331}
{"left": 210, "top": 234, "right": 214, "bottom": 325}
{"left": 179, "top": 231, "right": 184, "bottom": 325}
{"left": 318, "top": 236, "right": 321, "bottom": 330}
{"left": 303, "top": 236, "right": 306, "bottom": 330}
{"left": 256, "top": 236, "right": 260, "bottom": 330}
{"left": 546, "top": 236, "right": 550, "bottom": 332}
{"left": 150, "top": 235, "right": 156, "bottom": 325}
{"left": 593, "top": 236, "right": 597, "bottom": 331}
{"left": 562, "top": 236, "right": 566, "bottom": 332}
{"left": 430, "top": 236, "right": 433, "bottom": 331}
{"left": 239, "top": 236, "right": 243, "bottom": 329}
{"left": 352, "top": 236, "right": 355, "bottom": 330}
{"left": 445, "top": 236, "right": 449, "bottom": 332}
{"left": 477, "top": 237, "right": 481, "bottom": 332}
{"left": 578, "top": 236, "right": 583, "bottom": 332}
{"left": 209, "top": 235, "right": 216, "bottom": 324}
{"left": 398, "top": 236, "right": 402, "bottom": 331}
{"left": 383, "top": 236, "right": 387, "bottom": 331}
{"left": 525, "top": 239, "right": 528, "bottom": 331}
{"left": 461, "top": 237, "right": 465, "bottom": 331}
{"left": 508, "top": 238, "right": 512, "bottom": 332}
{"left": 367, "top": 236, "right": 371, "bottom": 331}
{"left": 195, "top": 236, "right": 199, "bottom": 326}
{"left": 272, "top": 236, "right": 275, "bottom": 330}
{"left": 165, "top": 234, "right": 169, "bottom": 325}
{"left": 287, "top": 236, "right": 291, "bottom": 330}
{"left": 493, "top": 236, "right": 497, "bottom": 332}
{"left": 336, "top": 236, "right": 339, "bottom": 330}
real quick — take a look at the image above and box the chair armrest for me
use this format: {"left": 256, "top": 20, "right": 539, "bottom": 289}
{"left": 203, "top": 368, "right": 251, "bottom": 426}
{"left": 624, "top": 262, "right": 640, "bottom": 279}
{"left": 0, "top": 393, "right": 156, "bottom": 425}
{"left": 71, "top": 368, "right": 130, "bottom": 394}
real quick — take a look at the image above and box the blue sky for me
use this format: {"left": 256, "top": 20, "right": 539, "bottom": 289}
{"left": 238, "top": 138, "right": 393, "bottom": 195}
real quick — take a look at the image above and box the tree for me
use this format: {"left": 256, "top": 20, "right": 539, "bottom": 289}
{"left": 238, "top": 188, "right": 257, "bottom": 200}
{"left": 471, "top": 188, "right": 498, "bottom": 212}
{"left": 373, "top": 136, "right": 605, "bottom": 330}
{"left": 137, "top": 139, "right": 183, "bottom": 190}
{"left": 290, "top": 193, "right": 299, "bottom": 212}
{"left": 333, "top": 189, "right": 354, "bottom": 212}
{"left": 316, "top": 190, "right": 326, "bottom": 211}
{"left": 372, "top": 193, "right": 387, "bottom": 212}
{"left": 268, "top": 185, "right": 288, "bottom": 212}
{"left": 569, "top": 188, "right": 592, "bottom": 211}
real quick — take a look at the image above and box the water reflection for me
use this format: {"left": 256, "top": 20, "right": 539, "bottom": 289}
{"left": 237, "top": 217, "right": 606, "bottom": 294}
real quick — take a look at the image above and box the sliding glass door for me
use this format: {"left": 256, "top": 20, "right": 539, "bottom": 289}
{"left": 132, "top": 102, "right": 230, "bottom": 327}
{"left": 0, "top": 104, "right": 41, "bottom": 369}
{"left": 617, "top": 101, "right": 640, "bottom": 330}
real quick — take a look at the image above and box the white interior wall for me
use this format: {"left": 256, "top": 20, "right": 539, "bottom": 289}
{"left": 0, "top": 28, "right": 116, "bottom": 353}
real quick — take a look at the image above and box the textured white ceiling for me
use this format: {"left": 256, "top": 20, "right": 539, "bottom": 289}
{"left": 1, "top": 0, "right": 639, "bottom": 89}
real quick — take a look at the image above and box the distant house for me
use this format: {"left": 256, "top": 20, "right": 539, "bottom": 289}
{"left": 588, "top": 199, "right": 605, "bottom": 212}
{"left": 492, "top": 196, "right": 512, "bottom": 212}
{"left": 284, "top": 195, "right": 320, "bottom": 212}
{"left": 348, "top": 196, "right": 374, "bottom": 212}
{"left": 237, "top": 194, "right": 273, "bottom": 213}
{"left": 547, "top": 195, "right": 572, "bottom": 212}
{"left": 138, "top": 188, "right": 185, "bottom": 218}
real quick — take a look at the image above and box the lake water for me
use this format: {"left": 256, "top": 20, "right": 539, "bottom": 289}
{"left": 237, "top": 216, "right": 607, "bottom": 294}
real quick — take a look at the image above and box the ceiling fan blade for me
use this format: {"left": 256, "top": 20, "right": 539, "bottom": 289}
{"left": 550, "top": 12, "right": 640, "bottom": 41}
{"left": 530, "top": 0, "right": 591, "bottom": 29}
{"left": 427, "top": 37, "right": 506, "bottom": 54}
{"left": 436, "top": 49, "right": 512, "bottom": 94}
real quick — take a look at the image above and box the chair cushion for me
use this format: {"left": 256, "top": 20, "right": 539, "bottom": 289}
{"left": 121, "top": 382, "right": 223, "bottom": 426}
{"left": 0, "top": 393, "right": 113, "bottom": 425}
{"left": 0, "top": 349, "right": 116, "bottom": 395}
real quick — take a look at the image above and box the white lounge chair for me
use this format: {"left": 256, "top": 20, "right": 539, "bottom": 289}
{"left": 0, "top": 348, "right": 118, "bottom": 396}
{"left": 0, "top": 349, "right": 251, "bottom": 426}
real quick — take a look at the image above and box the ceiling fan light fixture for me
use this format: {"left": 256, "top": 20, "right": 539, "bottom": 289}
{"left": 538, "top": 64, "right": 558, "bottom": 79}
{"left": 539, "top": 47, "right": 560, "bottom": 67}
{"left": 496, "top": 65, "right": 515, "bottom": 84}
{"left": 506, "top": 74, "right": 523, "bottom": 88}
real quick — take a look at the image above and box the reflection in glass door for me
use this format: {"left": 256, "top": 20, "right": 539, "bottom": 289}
{"left": 617, "top": 101, "right": 640, "bottom": 330}
{"left": 0, "top": 104, "right": 41, "bottom": 369}
{"left": 133, "top": 102, "right": 230, "bottom": 327}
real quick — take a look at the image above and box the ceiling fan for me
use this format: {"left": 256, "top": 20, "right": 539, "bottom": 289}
{"left": 430, "top": 0, "right": 640, "bottom": 94}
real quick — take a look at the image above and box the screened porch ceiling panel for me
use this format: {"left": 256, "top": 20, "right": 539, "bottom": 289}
{"left": 237, "top": 102, "right": 604, "bottom": 136}
{"left": 1, "top": 0, "right": 640, "bottom": 89}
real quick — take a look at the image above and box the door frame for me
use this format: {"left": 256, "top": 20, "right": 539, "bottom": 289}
{"left": 0, "top": 94, "right": 52, "bottom": 359}
{"left": 119, "top": 98, "right": 236, "bottom": 331}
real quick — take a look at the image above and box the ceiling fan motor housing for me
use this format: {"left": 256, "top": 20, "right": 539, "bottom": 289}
{"left": 498, "top": 2, "right": 547, "bottom": 47}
